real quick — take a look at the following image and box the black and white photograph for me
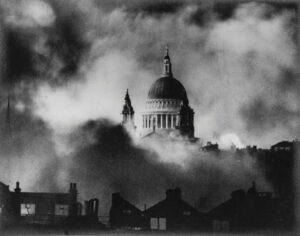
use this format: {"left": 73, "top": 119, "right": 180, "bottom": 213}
{"left": 0, "top": 0, "right": 299, "bottom": 235}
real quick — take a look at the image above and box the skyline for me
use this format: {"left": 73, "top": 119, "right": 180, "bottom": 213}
{"left": 5, "top": 1, "right": 299, "bottom": 147}
{"left": 0, "top": 1, "right": 298, "bottom": 148}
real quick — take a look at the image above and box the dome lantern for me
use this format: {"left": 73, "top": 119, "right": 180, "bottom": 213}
{"left": 162, "top": 45, "right": 173, "bottom": 77}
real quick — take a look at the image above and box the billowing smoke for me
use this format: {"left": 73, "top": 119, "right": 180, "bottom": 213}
{"left": 63, "top": 120, "right": 270, "bottom": 213}
{"left": 28, "top": 1, "right": 298, "bottom": 147}
{"left": 0, "top": 0, "right": 298, "bottom": 215}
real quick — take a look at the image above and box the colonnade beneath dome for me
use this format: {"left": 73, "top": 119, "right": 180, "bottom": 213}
{"left": 142, "top": 114, "right": 180, "bottom": 130}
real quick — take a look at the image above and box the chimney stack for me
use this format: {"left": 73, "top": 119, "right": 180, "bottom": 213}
{"left": 15, "top": 181, "right": 21, "bottom": 193}
{"left": 69, "top": 183, "right": 78, "bottom": 194}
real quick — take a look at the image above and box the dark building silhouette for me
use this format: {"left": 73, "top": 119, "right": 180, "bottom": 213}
{"left": 0, "top": 182, "right": 15, "bottom": 227}
{"left": 0, "top": 181, "right": 106, "bottom": 230}
{"left": 109, "top": 193, "right": 144, "bottom": 230}
{"left": 257, "top": 140, "right": 299, "bottom": 229}
{"left": 270, "top": 140, "right": 297, "bottom": 152}
{"left": 1, "top": 132, "right": 297, "bottom": 234}
{"left": 109, "top": 188, "right": 205, "bottom": 232}
{"left": 77, "top": 198, "right": 106, "bottom": 228}
{"left": 0, "top": 182, "right": 78, "bottom": 227}
{"left": 84, "top": 198, "right": 99, "bottom": 221}
{"left": 206, "top": 182, "right": 280, "bottom": 232}
{"left": 202, "top": 142, "right": 219, "bottom": 153}
{"left": 144, "top": 188, "right": 203, "bottom": 231}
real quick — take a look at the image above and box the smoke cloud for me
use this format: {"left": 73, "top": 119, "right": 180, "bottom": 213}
{"left": 29, "top": 1, "right": 298, "bottom": 147}
{"left": 63, "top": 120, "right": 270, "bottom": 213}
{"left": 0, "top": 0, "right": 298, "bottom": 215}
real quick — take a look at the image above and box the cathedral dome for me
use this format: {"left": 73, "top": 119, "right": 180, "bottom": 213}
{"left": 140, "top": 47, "right": 195, "bottom": 139}
{"left": 147, "top": 76, "right": 188, "bottom": 101}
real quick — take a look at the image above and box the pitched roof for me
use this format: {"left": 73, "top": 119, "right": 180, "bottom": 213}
{"left": 111, "top": 193, "right": 142, "bottom": 214}
{"left": 145, "top": 197, "right": 200, "bottom": 217}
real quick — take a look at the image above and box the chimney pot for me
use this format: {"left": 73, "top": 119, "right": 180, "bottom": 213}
{"left": 15, "top": 181, "right": 21, "bottom": 193}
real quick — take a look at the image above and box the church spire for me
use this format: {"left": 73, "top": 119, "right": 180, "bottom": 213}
{"left": 121, "top": 89, "right": 135, "bottom": 129}
{"left": 162, "top": 45, "right": 173, "bottom": 77}
{"left": 124, "top": 89, "right": 131, "bottom": 106}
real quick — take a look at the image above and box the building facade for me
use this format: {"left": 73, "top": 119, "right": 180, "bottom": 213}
{"left": 144, "top": 188, "right": 203, "bottom": 231}
{"left": 0, "top": 182, "right": 78, "bottom": 227}
{"left": 109, "top": 192, "right": 144, "bottom": 229}
{"left": 207, "top": 182, "right": 280, "bottom": 232}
